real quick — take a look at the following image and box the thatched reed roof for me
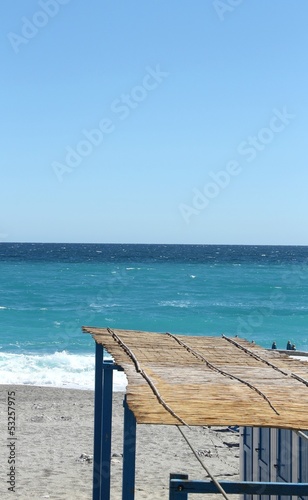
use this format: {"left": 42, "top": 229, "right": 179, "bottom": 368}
{"left": 83, "top": 327, "right": 308, "bottom": 429}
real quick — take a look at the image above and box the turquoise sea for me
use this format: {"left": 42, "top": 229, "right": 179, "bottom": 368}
{"left": 0, "top": 243, "right": 308, "bottom": 390}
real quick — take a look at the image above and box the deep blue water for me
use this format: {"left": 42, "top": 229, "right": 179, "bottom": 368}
{"left": 1, "top": 243, "right": 307, "bottom": 389}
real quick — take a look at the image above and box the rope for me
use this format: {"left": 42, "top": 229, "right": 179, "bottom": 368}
{"left": 107, "top": 327, "right": 142, "bottom": 373}
{"left": 222, "top": 335, "right": 308, "bottom": 387}
{"left": 290, "top": 372, "right": 308, "bottom": 388}
{"left": 107, "top": 327, "right": 189, "bottom": 427}
{"left": 294, "top": 430, "right": 308, "bottom": 441}
{"left": 177, "top": 426, "right": 231, "bottom": 500}
{"left": 222, "top": 335, "right": 290, "bottom": 374}
{"left": 167, "top": 332, "right": 279, "bottom": 415}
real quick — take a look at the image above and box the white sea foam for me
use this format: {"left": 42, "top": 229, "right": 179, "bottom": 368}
{"left": 158, "top": 300, "right": 191, "bottom": 308}
{"left": 89, "top": 303, "right": 119, "bottom": 311}
{"left": 0, "top": 351, "right": 127, "bottom": 391}
{"left": 291, "top": 355, "right": 308, "bottom": 362}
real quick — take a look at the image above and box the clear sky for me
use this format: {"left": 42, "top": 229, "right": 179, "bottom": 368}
{"left": 1, "top": 0, "right": 308, "bottom": 245}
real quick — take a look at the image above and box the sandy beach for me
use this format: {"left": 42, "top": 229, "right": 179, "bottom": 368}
{"left": 0, "top": 385, "right": 239, "bottom": 499}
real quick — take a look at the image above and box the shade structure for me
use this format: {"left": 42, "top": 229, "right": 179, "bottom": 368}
{"left": 83, "top": 327, "right": 308, "bottom": 429}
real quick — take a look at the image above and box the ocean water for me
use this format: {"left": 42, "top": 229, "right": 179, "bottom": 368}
{"left": 1, "top": 243, "right": 308, "bottom": 390}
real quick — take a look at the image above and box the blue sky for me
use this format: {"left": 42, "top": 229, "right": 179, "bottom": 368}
{"left": 1, "top": 0, "right": 307, "bottom": 245}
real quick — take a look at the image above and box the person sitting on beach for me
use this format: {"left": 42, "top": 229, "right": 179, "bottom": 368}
{"left": 286, "top": 340, "right": 292, "bottom": 350}
{"left": 271, "top": 341, "right": 277, "bottom": 349}
{"left": 291, "top": 344, "right": 296, "bottom": 351}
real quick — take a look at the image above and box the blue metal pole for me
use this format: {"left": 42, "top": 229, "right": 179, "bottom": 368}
{"left": 100, "top": 360, "right": 114, "bottom": 500}
{"left": 93, "top": 342, "right": 104, "bottom": 500}
{"left": 169, "top": 474, "right": 188, "bottom": 500}
{"left": 122, "top": 395, "right": 137, "bottom": 500}
{"left": 169, "top": 478, "right": 308, "bottom": 497}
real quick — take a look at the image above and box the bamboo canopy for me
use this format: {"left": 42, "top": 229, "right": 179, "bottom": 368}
{"left": 83, "top": 327, "right": 308, "bottom": 429}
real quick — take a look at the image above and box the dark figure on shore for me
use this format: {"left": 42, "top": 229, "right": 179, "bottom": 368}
{"left": 271, "top": 342, "right": 277, "bottom": 349}
{"left": 286, "top": 340, "right": 292, "bottom": 350}
{"left": 292, "top": 344, "right": 296, "bottom": 351}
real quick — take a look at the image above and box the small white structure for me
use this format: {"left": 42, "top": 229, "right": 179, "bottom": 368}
{"left": 240, "top": 427, "right": 308, "bottom": 500}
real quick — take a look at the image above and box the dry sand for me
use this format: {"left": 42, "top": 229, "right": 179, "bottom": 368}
{"left": 0, "top": 385, "right": 239, "bottom": 499}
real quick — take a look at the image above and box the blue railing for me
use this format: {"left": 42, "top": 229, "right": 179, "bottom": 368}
{"left": 169, "top": 474, "right": 308, "bottom": 499}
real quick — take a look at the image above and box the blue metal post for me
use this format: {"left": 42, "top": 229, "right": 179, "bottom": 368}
{"left": 92, "top": 345, "right": 115, "bottom": 500}
{"left": 92, "top": 340, "right": 125, "bottom": 500}
{"left": 122, "top": 395, "right": 137, "bottom": 500}
{"left": 93, "top": 342, "right": 103, "bottom": 500}
{"left": 169, "top": 474, "right": 188, "bottom": 500}
{"left": 100, "top": 359, "right": 114, "bottom": 500}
